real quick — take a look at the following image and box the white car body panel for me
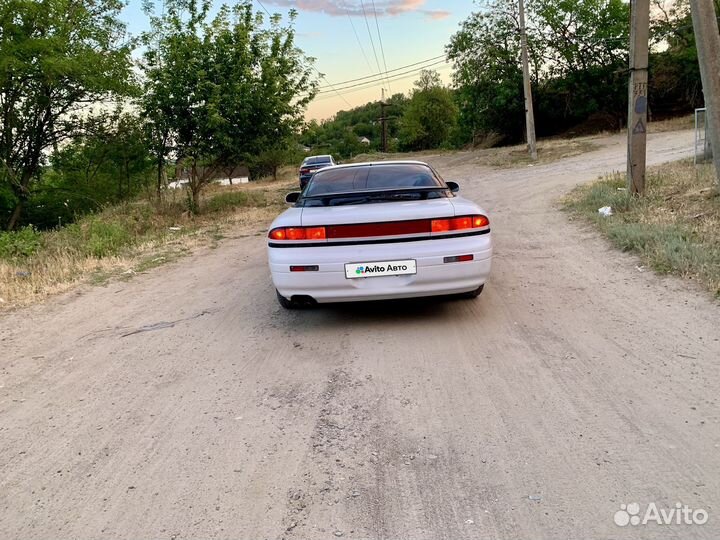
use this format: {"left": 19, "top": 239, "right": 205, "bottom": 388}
{"left": 270, "top": 234, "right": 492, "bottom": 303}
{"left": 268, "top": 161, "right": 493, "bottom": 304}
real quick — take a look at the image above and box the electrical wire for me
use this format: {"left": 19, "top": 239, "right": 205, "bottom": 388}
{"left": 346, "top": 7, "right": 374, "bottom": 74}
{"left": 317, "top": 58, "right": 448, "bottom": 94}
{"left": 314, "top": 61, "right": 451, "bottom": 100}
{"left": 359, "top": 0, "right": 385, "bottom": 91}
{"left": 370, "top": 0, "right": 392, "bottom": 95}
{"left": 318, "top": 55, "right": 446, "bottom": 89}
{"left": 255, "top": 0, "right": 353, "bottom": 108}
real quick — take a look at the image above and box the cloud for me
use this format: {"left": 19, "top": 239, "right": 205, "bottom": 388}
{"left": 422, "top": 9, "right": 450, "bottom": 20}
{"left": 262, "top": 0, "right": 450, "bottom": 19}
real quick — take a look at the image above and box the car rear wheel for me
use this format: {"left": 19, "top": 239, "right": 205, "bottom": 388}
{"left": 461, "top": 284, "right": 484, "bottom": 299}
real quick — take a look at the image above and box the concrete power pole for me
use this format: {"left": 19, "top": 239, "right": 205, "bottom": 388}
{"left": 518, "top": 0, "right": 537, "bottom": 160}
{"left": 627, "top": 0, "right": 650, "bottom": 196}
{"left": 689, "top": 0, "right": 720, "bottom": 185}
{"left": 379, "top": 90, "right": 389, "bottom": 153}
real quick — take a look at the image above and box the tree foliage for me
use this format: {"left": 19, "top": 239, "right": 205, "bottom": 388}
{"left": 0, "top": 0, "right": 135, "bottom": 229}
{"left": 648, "top": 0, "right": 720, "bottom": 116}
{"left": 447, "top": 0, "right": 631, "bottom": 144}
{"left": 398, "top": 70, "right": 458, "bottom": 151}
{"left": 299, "top": 93, "right": 409, "bottom": 159}
{"left": 141, "top": 0, "right": 317, "bottom": 212}
{"left": 30, "top": 113, "right": 155, "bottom": 229}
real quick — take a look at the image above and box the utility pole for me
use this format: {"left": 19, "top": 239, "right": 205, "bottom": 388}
{"left": 627, "top": 0, "right": 650, "bottom": 196}
{"left": 518, "top": 0, "right": 537, "bottom": 160}
{"left": 379, "top": 89, "right": 389, "bottom": 153}
{"left": 689, "top": 0, "right": 720, "bottom": 185}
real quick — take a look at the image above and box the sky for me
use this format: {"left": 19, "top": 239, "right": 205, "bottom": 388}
{"left": 120, "top": 0, "right": 473, "bottom": 120}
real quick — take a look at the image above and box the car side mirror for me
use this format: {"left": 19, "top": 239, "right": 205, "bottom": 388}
{"left": 285, "top": 192, "right": 301, "bottom": 204}
{"left": 446, "top": 181, "right": 460, "bottom": 193}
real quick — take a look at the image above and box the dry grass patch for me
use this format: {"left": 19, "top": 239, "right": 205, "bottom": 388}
{"left": 648, "top": 114, "right": 694, "bottom": 133}
{"left": 484, "top": 139, "right": 598, "bottom": 168}
{"left": 0, "top": 182, "right": 287, "bottom": 310}
{"left": 563, "top": 160, "right": 720, "bottom": 296}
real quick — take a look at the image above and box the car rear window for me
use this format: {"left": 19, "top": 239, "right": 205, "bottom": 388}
{"left": 304, "top": 164, "right": 442, "bottom": 197}
{"left": 304, "top": 157, "right": 332, "bottom": 166}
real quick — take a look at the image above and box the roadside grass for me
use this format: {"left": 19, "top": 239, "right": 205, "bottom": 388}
{"left": 563, "top": 160, "right": 720, "bottom": 296}
{"left": 0, "top": 182, "right": 288, "bottom": 310}
{"left": 484, "top": 139, "right": 598, "bottom": 168}
{"left": 648, "top": 114, "right": 694, "bottom": 133}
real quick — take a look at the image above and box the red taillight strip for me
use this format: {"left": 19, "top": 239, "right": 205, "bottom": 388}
{"left": 326, "top": 219, "right": 430, "bottom": 239}
{"left": 268, "top": 215, "right": 489, "bottom": 242}
{"left": 269, "top": 227, "right": 326, "bottom": 241}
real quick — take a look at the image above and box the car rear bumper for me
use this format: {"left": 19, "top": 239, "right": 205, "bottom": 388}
{"left": 269, "top": 234, "right": 492, "bottom": 303}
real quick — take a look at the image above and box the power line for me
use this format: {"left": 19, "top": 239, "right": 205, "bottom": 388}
{"left": 318, "top": 54, "right": 446, "bottom": 89}
{"left": 346, "top": 10, "right": 374, "bottom": 74}
{"left": 255, "top": 0, "right": 352, "bottom": 108}
{"left": 370, "top": 0, "right": 392, "bottom": 95}
{"left": 359, "top": 0, "right": 385, "bottom": 90}
{"left": 317, "top": 58, "right": 448, "bottom": 94}
{"left": 255, "top": 0, "right": 271, "bottom": 17}
{"left": 314, "top": 61, "right": 451, "bottom": 100}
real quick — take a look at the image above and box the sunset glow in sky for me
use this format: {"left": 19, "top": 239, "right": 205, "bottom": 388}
{"left": 121, "top": 0, "right": 471, "bottom": 120}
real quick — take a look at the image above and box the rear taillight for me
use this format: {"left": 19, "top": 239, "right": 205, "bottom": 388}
{"left": 431, "top": 215, "right": 489, "bottom": 233}
{"left": 300, "top": 168, "right": 310, "bottom": 175}
{"left": 269, "top": 226, "right": 327, "bottom": 241}
{"left": 269, "top": 215, "right": 489, "bottom": 243}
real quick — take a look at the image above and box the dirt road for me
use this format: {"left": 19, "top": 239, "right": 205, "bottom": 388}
{"left": 1, "top": 130, "right": 718, "bottom": 540}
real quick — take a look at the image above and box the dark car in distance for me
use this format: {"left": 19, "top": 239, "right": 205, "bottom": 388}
{"left": 299, "top": 155, "right": 336, "bottom": 189}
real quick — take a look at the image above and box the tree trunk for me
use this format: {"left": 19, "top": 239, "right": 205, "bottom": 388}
{"left": 6, "top": 168, "right": 34, "bottom": 231}
{"left": 156, "top": 156, "right": 164, "bottom": 202}
{"left": 190, "top": 161, "right": 200, "bottom": 214}
{"left": 6, "top": 200, "right": 23, "bottom": 231}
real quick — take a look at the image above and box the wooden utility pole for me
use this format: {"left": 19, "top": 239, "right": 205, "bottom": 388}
{"left": 627, "top": 0, "right": 650, "bottom": 196}
{"left": 518, "top": 0, "right": 537, "bottom": 160}
{"left": 379, "top": 93, "right": 389, "bottom": 153}
{"left": 689, "top": 0, "right": 720, "bottom": 185}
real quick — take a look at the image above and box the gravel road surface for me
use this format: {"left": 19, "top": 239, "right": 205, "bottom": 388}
{"left": 1, "top": 130, "right": 718, "bottom": 539}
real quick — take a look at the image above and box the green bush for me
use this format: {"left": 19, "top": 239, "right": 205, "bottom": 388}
{"left": 606, "top": 222, "right": 717, "bottom": 276}
{"left": 204, "top": 191, "right": 266, "bottom": 213}
{"left": 0, "top": 226, "right": 43, "bottom": 259}
{"left": 62, "top": 218, "right": 134, "bottom": 258}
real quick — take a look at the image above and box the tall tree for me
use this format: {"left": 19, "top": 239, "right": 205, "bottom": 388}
{"left": 448, "top": 0, "right": 630, "bottom": 142}
{"left": 141, "top": 0, "right": 317, "bottom": 212}
{"left": 447, "top": 0, "right": 527, "bottom": 145}
{"left": 399, "top": 70, "right": 458, "bottom": 151}
{"left": 0, "top": 0, "right": 134, "bottom": 229}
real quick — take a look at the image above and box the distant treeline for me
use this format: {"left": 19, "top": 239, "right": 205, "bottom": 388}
{"left": 1, "top": 0, "right": 716, "bottom": 230}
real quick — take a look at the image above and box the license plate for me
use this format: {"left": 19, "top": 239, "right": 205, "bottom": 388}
{"left": 345, "top": 259, "right": 417, "bottom": 279}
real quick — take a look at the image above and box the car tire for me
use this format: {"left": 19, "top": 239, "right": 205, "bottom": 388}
{"left": 461, "top": 284, "right": 485, "bottom": 299}
{"left": 276, "top": 290, "right": 298, "bottom": 309}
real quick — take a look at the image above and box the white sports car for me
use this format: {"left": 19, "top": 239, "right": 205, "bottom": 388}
{"left": 267, "top": 161, "right": 493, "bottom": 308}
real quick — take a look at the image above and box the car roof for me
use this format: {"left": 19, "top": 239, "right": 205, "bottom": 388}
{"left": 304, "top": 155, "right": 333, "bottom": 161}
{"left": 318, "top": 160, "right": 431, "bottom": 171}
